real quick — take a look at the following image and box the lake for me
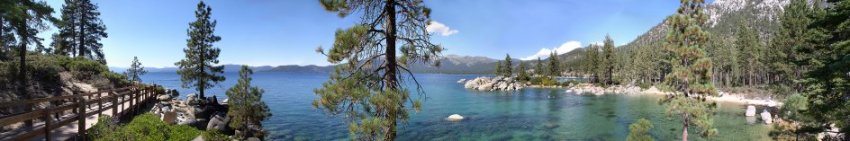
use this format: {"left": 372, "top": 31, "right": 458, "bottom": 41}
{"left": 142, "top": 72, "right": 772, "bottom": 140}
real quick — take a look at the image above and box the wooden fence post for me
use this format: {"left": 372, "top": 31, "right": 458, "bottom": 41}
{"left": 111, "top": 90, "right": 117, "bottom": 117}
{"left": 43, "top": 107, "right": 51, "bottom": 141}
{"left": 98, "top": 92, "right": 103, "bottom": 116}
{"left": 77, "top": 94, "right": 87, "bottom": 141}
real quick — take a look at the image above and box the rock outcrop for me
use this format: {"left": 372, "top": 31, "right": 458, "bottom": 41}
{"left": 568, "top": 83, "right": 642, "bottom": 95}
{"left": 463, "top": 76, "right": 526, "bottom": 91}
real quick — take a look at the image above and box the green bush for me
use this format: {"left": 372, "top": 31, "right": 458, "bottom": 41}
{"left": 102, "top": 71, "right": 131, "bottom": 87}
{"left": 202, "top": 131, "right": 231, "bottom": 141}
{"left": 89, "top": 113, "right": 202, "bottom": 141}
{"left": 65, "top": 57, "right": 108, "bottom": 80}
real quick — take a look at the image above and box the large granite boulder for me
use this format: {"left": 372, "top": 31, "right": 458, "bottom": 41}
{"left": 157, "top": 94, "right": 172, "bottom": 101}
{"left": 206, "top": 114, "right": 228, "bottom": 132}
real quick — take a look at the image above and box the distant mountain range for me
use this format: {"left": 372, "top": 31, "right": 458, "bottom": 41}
{"left": 108, "top": 54, "right": 516, "bottom": 74}
{"left": 110, "top": 64, "right": 331, "bottom": 74}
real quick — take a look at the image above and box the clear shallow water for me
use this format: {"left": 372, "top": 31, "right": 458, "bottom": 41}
{"left": 142, "top": 72, "right": 772, "bottom": 140}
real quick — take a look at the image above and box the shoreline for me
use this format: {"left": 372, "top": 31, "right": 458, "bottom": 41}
{"left": 564, "top": 83, "right": 782, "bottom": 107}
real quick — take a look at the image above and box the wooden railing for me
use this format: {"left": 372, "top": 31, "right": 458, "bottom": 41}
{"left": 0, "top": 84, "right": 161, "bottom": 141}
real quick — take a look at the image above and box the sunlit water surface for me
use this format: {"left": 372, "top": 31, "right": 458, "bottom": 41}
{"left": 143, "top": 72, "right": 772, "bottom": 140}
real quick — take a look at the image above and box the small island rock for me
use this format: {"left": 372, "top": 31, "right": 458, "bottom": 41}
{"left": 447, "top": 114, "right": 464, "bottom": 121}
{"left": 760, "top": 110, "right": 773, "bottom": 124}
{"left": 746, "top": 105, "right": 756, "bottom": 117}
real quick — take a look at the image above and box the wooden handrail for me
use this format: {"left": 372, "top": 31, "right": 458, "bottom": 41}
{"left": 0, "top": 84, "right": 162, "bottom": 141}
{"left": 0, "top": 87, "right": 134, "bottom": 108}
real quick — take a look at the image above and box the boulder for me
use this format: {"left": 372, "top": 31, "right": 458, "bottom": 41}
{"left": 760, "top": 110, "right": 773, "bottom": 124}
{"left": 177, "top": 112, "right": 197, "bottom": 125}
{"left": 157, "top": 94, "right": 172, "bottom": 101}
{"left": 161, "top": 111, "right": 177, "bottom": 124}
{"left": 206, "top": 114, "right": 228, "bottom": 131}
{"left": 446, "top": 114, "right": 464, "bottom": 121}
{"left": 746, "top": 105, "right": 756, "bottom": 117}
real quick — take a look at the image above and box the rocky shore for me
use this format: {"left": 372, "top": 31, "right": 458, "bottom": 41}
{"left": 151, "top": 91, "right": 233, "bottom": 133}
{"left": 565, "top": 83, "right": 643, "bottom": 95}
{"left": 461, "top": 76, "right": 527, "bottom": 91}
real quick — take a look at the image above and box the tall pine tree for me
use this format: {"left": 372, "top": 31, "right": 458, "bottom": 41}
{"left": 2, "top": 0, "right": 55, "bottom": 127}
{"left": 175, "top": 1, "right": 224, "bottom": 99}
{"left": 516, "top": 62, "right": 530, "bottom": 82}
{"left": 54, "top": 0, "right": 108, "bottom": 63}
{"left": 535, "top": 57, "right": 544, "bottom": 76}
{"left": 548, "top": 51, "right": 560, "bottom": 76}
{"left": 794, "top": 0, "right": 850, "bottom": 137}
{"left": 660, "top": 0, "right": 719, "bottom": 140}
{"left": 312, "top": 0, "right": 443, "bottom": 140}
{"left": 603, "top": 35, "right": 616, "bottom": 85}
{"left": 769, "top": 0, "right": 811, "bottom": 92}
{"left": 503, "top": 54, "right": 512, "bottom": 77}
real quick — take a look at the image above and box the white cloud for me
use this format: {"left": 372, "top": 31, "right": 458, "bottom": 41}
{"left": 522, "top": 41, "right": 582, "bottom": 60}
{"left": 426, "top": 21, "right": 459, "bottom": 36}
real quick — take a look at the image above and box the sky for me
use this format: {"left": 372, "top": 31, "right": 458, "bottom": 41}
{"left": 38, "top": 0, "right": 686, "bottom": 68}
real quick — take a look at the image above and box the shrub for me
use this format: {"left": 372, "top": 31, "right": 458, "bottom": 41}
{"left": 202, "top": 131, "right": 230, "bottom": 141}
{"left": 89, "top": 113, "right": 202, "bottom": 141}
{"left": 65, "top": 57, "right": 108, "bottom": 80}
{"left": 101, "top": 71, "right": 131, "bottom": 88}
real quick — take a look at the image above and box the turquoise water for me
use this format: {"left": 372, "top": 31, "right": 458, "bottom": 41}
{"left": 142, "top": 72, "right": 772, "bottom": 140}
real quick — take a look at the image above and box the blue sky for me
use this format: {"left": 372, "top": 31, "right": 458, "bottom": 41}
{"left": 38, "top": 0, "right": 685, "bottom": 68}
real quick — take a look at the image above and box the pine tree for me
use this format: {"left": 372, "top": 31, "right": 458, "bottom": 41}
{"left": 175, "top": 1, "right": 225, "bottom": 99}
{"left": 226, "top": 66, "right": 271, "bottom": 139}
{"left": 603, "top": 35, "right": 616, "bottom": 85}
{"left": 503, "top": 54, "right": 512, "bottom": 77}
{"left": 627, "top": 118, "right": 654, "bottom": 141}
{"left": 54, "top": 0, "right": 108, "bottom": 63}
{"left": 516, "top": 62, "right": 530, "bottom": 82}
{"left": 548, "top": 51, "right": 560, "bottom": 76}
{"left": 736, "top": 21, "right": 763, "bottom": 86}
{"left": 124, "top": 56, "right": 146, "bottom": 82}
{"left": 660, "top": 0, "right": 719, "bottom": 140}
{"left": 1, "top": 0, "right": 55, "bottom": 128}
{"left": 312, "top": 0, "right": 442, "bottom": 140}
{"left": 794, "top": 0, "right": 850, "bottom": 137}
{"left": 768, "top": 0, "right": 811, "bottom": 92}
{"left": 535, "top": 57, "right": 544, "bottom": 76}
{"left": 495, "top": 61, "right": 503, "bottom": 75}
{"left": 584, "top": 45, "right": 600, "bottom": 83}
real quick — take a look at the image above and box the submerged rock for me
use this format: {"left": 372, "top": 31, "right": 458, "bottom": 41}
{"left": 447, "top": 114, "right": 464, "bottom": 121}
{"left": 746, "top": 105, "right": 756, "bottom": 117}
{"left": 457, "top": 79, "right": 466, "bottom": 83}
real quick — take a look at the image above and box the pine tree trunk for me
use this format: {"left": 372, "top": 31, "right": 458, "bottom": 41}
{"left": 200, "top": 38, "right": 206, "bottom": 98}
{"left": 78, "top": 5, "right": 86, "bottom": 58}
{"left": 18, "top": 27, "right": 31, "bottom": 127}
{"left": 383, "top": 0, "right": 398, "bottom": 140}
